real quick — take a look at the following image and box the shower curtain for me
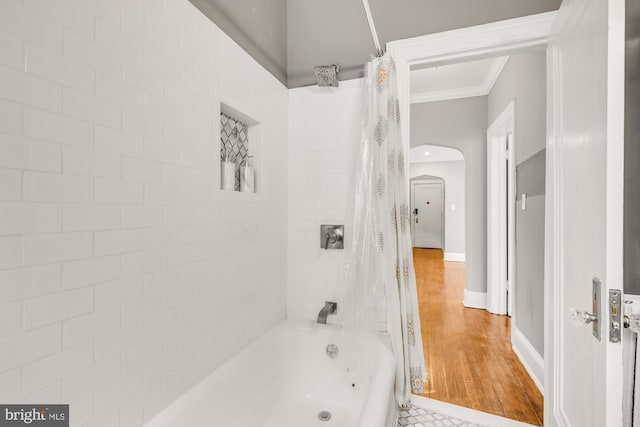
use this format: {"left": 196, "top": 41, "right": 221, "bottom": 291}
{"left": 345, "top": 53, "right": 426, "bottom": 407}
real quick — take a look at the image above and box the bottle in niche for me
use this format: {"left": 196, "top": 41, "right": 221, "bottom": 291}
{"left": 240, "top": 156, "right": 255, "bottom": 193}
{"left": 220, "top": 147, "right": 235, "bottom": 191}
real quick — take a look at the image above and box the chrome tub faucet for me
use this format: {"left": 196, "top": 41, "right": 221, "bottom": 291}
{"left": 317, "top": 301, "right": 337, "bottom": 324}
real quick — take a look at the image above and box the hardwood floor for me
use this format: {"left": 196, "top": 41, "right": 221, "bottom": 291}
{"left": 414, "top": 248, "right": 544, "bottom": 426}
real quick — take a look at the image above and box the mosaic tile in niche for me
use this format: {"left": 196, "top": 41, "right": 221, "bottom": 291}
{"left": 220, "top": 112, "right": 249, "bottom": 191}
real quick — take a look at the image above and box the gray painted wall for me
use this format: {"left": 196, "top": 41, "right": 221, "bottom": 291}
{"left": 410, "top": 161, "right": 466, "bottom": 255}
{"left": 625, "top": 0, "right": 640, "bottom": 295}
{"left": 488, "top": 51, "right": 547, "bottom": 355}
{"left": 488, "top": 50, "right": 547, "bottom": 163}
{"left": 189, "top": 0, "right": 288, "bottom": 86}
{"left": 515, "top": 192, "right": 545, "bottom": 350}
{"left": 411, "top": 97, "right": 488, "bottom": 294}
{"left": 515, "top": 150, "right": 545, "bottom": 355}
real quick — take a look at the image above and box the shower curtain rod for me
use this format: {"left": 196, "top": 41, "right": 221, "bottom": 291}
{"left": 361, "top": 0, "right": 384, "bottom": 56}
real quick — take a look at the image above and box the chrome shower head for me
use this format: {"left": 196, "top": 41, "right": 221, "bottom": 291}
{"left": 314, "top": 65, "right": 340, "bottom": 87}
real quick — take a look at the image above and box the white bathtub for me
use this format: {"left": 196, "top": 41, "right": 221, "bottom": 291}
{"left": 144, "top": 319, "right": 397, "bottom": 427}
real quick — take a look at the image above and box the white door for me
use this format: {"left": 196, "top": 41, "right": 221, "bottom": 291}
{"left": 413, "top": 183, "right": 443, "bottom": 249}
{"left": 546, "top": 0, "right": 625, "bottom": 426}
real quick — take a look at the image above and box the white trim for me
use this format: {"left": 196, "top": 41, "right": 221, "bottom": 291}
{"left": 546, "top": 16, "right": 567, "bottom": 426}
{"left": 387, "top": 12, "right": 556, "bottom": 58}
{"left": 410, "top": 395, "right": 538, "bottom": 427}
{"left": 507, "top": 132, "right": 516, "bottom": 318}
{"left": 411, "top": 85, "right": 489, "bottom": 104}
{"left": 444, "top": 252, "right": 465, "bottom": 262}
{"left": 410, "top": 56, "right": 510, "bottom": 104}
{"left": 512, "top": 327, "right": 544, "bottom": 394}
{"left": 488, "top": 99, "right": 516, "bottom": 135}
{"left": 605, "top": 2, "right": 625, "bottom": 426}
{"left": 485, "top": 56, "right": 510, "bottom": 93}
{"left": 486, "top": 102, "right": 515, "bottom": 316}
{"left": 463, "top": 289, "right": 487, "bottom": 309}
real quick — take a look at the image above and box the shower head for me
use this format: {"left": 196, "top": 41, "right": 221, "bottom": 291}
{"left": 314, "top": 65, "right": 340, "bottom": 87}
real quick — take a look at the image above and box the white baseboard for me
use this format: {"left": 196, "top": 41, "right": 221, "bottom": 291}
{"left": 410, "top": 395, "right": 537, "bottom": 427}
{"left": 463, "top": 289, "right": 487, "bottom": 309}
{"left": 512, "top": 326, "right": 544, "bottom": 394}
{"left": 444, "top": 252, "right": 465, "bottom": 262}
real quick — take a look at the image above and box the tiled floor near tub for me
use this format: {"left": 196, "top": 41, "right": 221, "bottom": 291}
{"left": 398, "top": 406, "right": 482, "bottom": 427}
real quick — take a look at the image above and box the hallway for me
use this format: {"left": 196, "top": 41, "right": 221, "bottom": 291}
{"left": 414, "top": 248, "right": 543, "bottom": 426}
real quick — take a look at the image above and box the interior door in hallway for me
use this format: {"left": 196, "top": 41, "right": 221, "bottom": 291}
{"left": 413, "top": 183, "right": 443, "bottom": 249}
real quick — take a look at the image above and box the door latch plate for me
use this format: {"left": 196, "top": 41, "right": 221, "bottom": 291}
{"left": 609, "top": 289, "right": 622, "bottom": 343}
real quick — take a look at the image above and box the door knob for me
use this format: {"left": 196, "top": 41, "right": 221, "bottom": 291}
{"left": 569, "top": 278, "right": 602, "bottom": 341}
{"left": 624, "top": 314, "right": 640, "bottom": 334}
{"left": 570, "top": 308, "right": 598, "bottom": 326}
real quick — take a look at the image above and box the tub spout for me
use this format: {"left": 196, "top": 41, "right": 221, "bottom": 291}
{"left": 317, "top": 301, "right": 337, "bottom": 324}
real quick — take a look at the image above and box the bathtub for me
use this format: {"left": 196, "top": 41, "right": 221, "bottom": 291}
{"left": 144, "top": 319, "right": 398, "bottom": 427}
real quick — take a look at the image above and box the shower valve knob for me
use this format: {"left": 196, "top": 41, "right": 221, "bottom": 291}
{"left": 320, "top": 225, "right": 344, "bottom": 250}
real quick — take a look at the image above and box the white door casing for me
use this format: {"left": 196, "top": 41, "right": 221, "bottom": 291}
{"left": 487, "top": 134, "right": 508, "bottom": 314}
{"left": 507, "top": 133, "right": 515, "bottom": 318}
{"left": 487, "top": 102, "right": 516, "bottom": 316}
{"left": 545, "top": 1, "right": 625, "bottom": 426}
{"left": 390, "top": 11, "right": 555, "bottom": 320}
{"left": 389, "top": 7, "right": 624, "bottom": 425}
{"left": 413, "top": 182, "right": 444, "bottom": 249}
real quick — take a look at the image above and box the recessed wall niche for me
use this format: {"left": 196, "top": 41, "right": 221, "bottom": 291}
{"left": 219, "top": 103, "right": 262, "bottom": 193}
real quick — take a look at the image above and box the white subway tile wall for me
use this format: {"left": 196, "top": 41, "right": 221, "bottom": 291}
{"left": 0, "top": 1, "right": 288, "bottom": 426}
{"left": 287, "top": 81, "right": 362, "bottom": 321}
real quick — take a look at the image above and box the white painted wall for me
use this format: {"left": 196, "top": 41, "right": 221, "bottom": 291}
{"left": 410, "top": 161, "right": 465, "bottom": 257}
{"left": 0, "top": 1, "right": 288, "bottom": 425}
{"left": 287, "top": 79, "right": 362, "bottom": 322}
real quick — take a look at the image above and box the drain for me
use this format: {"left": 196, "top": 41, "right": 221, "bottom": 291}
{"left": 317, "top": 411, "right": 332, "bottom": 421}
{"left": 325, "top": 344, "right": 339, "bottom": 358}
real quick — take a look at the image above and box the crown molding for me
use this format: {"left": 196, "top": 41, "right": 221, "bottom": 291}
{"left": 410, "top": 56, "right": 510, "bottom": 104}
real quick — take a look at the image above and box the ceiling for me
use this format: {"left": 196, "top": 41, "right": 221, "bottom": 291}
{"left": 410, "top": 56, "right": 509, "bottom": 103}
{"left": 190, "top": 0, "right": 561, "bottom": 88}
{"left": 190, "top": 0, "right": 288, "bottom": 85}
{"left": 410, "top": 145, "right": 464, "bottom": 164}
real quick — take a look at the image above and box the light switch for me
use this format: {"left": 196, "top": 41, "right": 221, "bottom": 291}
{"left": 451, "top": 204, "right": 456, "bottom": 211}
{"left": 521, "top": 194, "right": 527, "bottom": 210}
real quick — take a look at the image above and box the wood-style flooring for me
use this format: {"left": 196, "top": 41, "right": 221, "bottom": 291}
{"left": 414, "top": 248, "right": 544, "bottom": 426}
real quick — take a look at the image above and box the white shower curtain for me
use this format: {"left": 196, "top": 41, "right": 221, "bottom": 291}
{"left": 345, "top": 53, "right": 426, "bottom": 407}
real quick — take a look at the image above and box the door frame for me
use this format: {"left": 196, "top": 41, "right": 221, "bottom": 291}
{"left": 387, "top": 8, "right": 557, "bottom": 415}
{"left": 486, "top": 102, "right": 516, "bottom": 316}
{"left": 388, "top": 4, "right": 625, "bottom": 426}
{"left": 410, "top": 179, "right": 445, "bottom": 249}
